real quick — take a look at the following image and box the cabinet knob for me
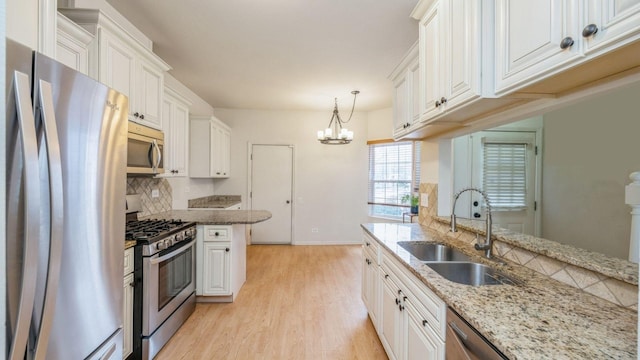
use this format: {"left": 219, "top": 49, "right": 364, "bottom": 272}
{"left": 365, "top": 242, "right": 370, "bottom": 246}
{"left": 384, "top": 274, "right": 389, "bottom": 279}
{"left": 435, "top": 100, "right": 441, "bottom": 108}
{"left": 139, "top": 114, "right": 145, "bottom": 119}
{"left": 473, "top": 212, "right": 481, "bottom": 218}
{"left": 225, "top": 248, "right": 230, "bottom": 252}
{"left": 286, "top": 200, "right": 291, "bottom": 204}
{"left": 440, "top": 97, "right": 447, "bottom": 104}
{"left": 398, "top": 304, "right": 404, "bottom": 311}
{"left": 395, "top": 298, "right": 400, "bottom": 305}
{"left": 560, "top": 37, "right": 574, "bottom": 50}
{"left": 422, "top": 320, "right": 428, "bottom": 327}
{"left": 216, "top": 172, "right": 221, "bottom": 175}
{"left": 214, "top": 232, "right": 219, "bottom": 236}
{"left": 133, "top": 112, "right": 140, "bottom": 118}
{"left": 582, "top": 24, "right": 598, "bottom": 38}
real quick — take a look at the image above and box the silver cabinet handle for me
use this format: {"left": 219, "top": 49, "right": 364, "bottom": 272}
{"left": 32, "top": 80, "right": 65, "bottom": 360}
{"left": 8, "top": 71, "right": 41, "bottom": 360}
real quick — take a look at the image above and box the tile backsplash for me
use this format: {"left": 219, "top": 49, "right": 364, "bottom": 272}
{"left": 127, "top": 177, "right": 172, "bottom": 217}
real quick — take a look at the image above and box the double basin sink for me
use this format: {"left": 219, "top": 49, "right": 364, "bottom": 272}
{"left": 397, "top": 242, "right": 519, "bottom": 286}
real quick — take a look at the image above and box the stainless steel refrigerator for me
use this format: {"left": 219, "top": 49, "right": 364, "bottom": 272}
{"left": 5, "top": 38, "right": 128, "bottom": 360}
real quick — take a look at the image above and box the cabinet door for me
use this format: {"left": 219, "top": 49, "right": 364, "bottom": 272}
{"left": 584, "top": 0, "right": 640, "bottom": 54}
{"left": 161, "top": 98, "right": 174, "bottom": 173}
{"left": 419, "top": 2, "right": 444, "bottom": 122}
{"left": 409, "top": 59, "right": 421, "bottom": 123}
{"left": 123, "top": 272, "right": 134, "bottom": 359}
{"left": 100, "top": 31, "right": 136, "bottom": 119}
{"left": 494, "top": 0, "right": 581, "bottom": 95}
{"left": 444, "top": 0, "right": 481, "bottom": 109}
{"left": 136, "top": 58, "right": 164, "bottom": 129}
{"left": 202, "top": 243, "right": 230, "bottom": 295}
{"left": 379, "top": 272, "right": 402, "bottom": 360}
{"left": 220, "top": 128, "right": 231, "bottom": 177}
{"left": 392, "top": 74, "right": 410, "bottom": 134}
{"left": 405, "top": 301, "right": 444, "bottom": 360}
{"left": 171, "top": 102, "right": 190, "bottom": 176}
{"left": 209, "top": 123, "right": 219, "bottom": 177}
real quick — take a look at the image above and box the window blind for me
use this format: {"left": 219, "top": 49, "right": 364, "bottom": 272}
{"left": 482, "top": 142, "right": 527, "bottom": 210}
{"left": 368, "top": 141, "right": 420, "bottom": 218}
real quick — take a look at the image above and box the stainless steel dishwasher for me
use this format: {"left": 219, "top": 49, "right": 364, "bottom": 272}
{"left": 446, "top": 307, "right": 509, "bottom": 360}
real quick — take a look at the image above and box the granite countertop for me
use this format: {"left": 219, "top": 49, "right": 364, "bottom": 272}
{"left": 433, "top": 216, "right": 639, "bottom": 285}
{"left": 361, "top": 223, "right": 637, "bottom": 360}
{"left": 188, "top": 195, "right": 242, "bottom": 209}
{"left": 125, "top": 240, "right": 136, "bottom": 250}
{"left": 144, "top": 209, "right": 272, "bottom": 225}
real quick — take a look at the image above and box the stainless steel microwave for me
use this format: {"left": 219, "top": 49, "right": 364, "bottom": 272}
{"left": 127, "top": 122, "right": 164, "bottom": 175}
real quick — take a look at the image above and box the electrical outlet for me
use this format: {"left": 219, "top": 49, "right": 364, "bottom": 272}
{"left": 311, "top": 228, "right": 319, "bottom": 233}
{"left": 151, "top": 189, "right": 160, "bottom": 198}
{"left": 421, "top": 193, "right": 429, "bottom": 207}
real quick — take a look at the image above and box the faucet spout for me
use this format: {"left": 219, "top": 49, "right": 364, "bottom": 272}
{"left": 450, "top": 187, "right": 493, "bottom": 258}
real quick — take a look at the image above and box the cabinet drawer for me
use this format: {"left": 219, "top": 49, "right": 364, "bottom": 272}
{"left": 204, "top": 226, "right": 232, "bottom": 242}
{"left": 363, "top": 233, "right": 380, "bottom": 264}
{"left": 124, "top": 247, "right": 134, "bottom": 275}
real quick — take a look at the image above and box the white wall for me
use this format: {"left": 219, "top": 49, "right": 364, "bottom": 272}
{"left": 367, "top": 107, "right": 393, "bottom": 140}
{"left": 213, "top": 108, "right": 369, "bottom": 245}
{"left": 7, "top": 0, "right": 38, "bottom": 48}
{"left": 541, "top": 82, "right": 640, "bottom": 259}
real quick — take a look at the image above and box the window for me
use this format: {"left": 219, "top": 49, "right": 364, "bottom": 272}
{"left": 481, "top": 140, "right": 528, "bottom": 210}
{"left": 368, "top": 141, "right": 421, "bottom": 218}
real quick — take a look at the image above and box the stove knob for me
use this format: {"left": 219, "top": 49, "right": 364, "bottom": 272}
{"left": 156, "top": 241, "right": 167, "bottom": 251}
{"left": 176, "top": 233, "right": 184, "bottom": 242}
{"left": 166, "top": 239, "right": 173, "bottom": 248}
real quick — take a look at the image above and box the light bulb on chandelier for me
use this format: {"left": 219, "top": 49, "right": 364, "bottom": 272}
{"left": 317, "top": 90, "right": 359, "bottom": 145}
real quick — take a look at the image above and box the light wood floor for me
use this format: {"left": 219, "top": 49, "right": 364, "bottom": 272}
{"left": 156, "top": 245, "right": 388, "bottom": 360}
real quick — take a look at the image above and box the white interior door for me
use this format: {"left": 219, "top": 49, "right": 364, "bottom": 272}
{"left": 471, "top": 131, "right": 538, "bottom": 235}
{"left": 250, "top": 144, "right": 293, "bottom": 244}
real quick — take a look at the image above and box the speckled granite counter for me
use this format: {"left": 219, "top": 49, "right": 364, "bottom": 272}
{"left": 143, "top": 210, "right": 271, "bottom": 225}
{"left": 125, "top": 240, "right": 136, "bottom": 250}
{"left": 433, "top": 216, "right": 638, "bottom": 285}
{"left": 361, "top": 223, "right": 637, "bottom": 360}
{"left": 188, "top": 195, "right": 242, "bottom": 209}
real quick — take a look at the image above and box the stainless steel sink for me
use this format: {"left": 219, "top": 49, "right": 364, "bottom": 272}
{"left": 425, "top": 262, "right": 520, "bottom": 286}
{"left": 397, "top": 242, "right": 471, "bottom": 262}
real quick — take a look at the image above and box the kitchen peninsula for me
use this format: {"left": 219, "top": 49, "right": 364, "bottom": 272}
{"left": 148, "top": 209, "right": 272, "bottom": 303}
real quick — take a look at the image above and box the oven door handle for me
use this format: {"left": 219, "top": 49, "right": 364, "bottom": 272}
{"left": 149, "top": 239, "right": 196, "bottom": 265}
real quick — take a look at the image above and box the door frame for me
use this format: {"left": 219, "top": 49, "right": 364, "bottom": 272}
{"left": 452, "top": 119, "right": 543, "bottom": 237}
{"left": 247, "top": 143, "right": 295, "bottom": 245}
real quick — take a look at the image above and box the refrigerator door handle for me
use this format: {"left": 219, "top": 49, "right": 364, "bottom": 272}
{"left": 32, "top": 80, "right": 65, "bottom": 360}
{"left": 8, "top": 71, "right": 41, "bottom": 360}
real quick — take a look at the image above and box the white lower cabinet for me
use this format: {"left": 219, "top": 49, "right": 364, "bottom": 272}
{"left": 202, "top": 243, "right": 230, "bottom": 294}
{"left": 123, "top": 248, "right": 134, "bottom": 359}
{"left": 363, "top": 231, "right": 445, "bottom": 360}
{"left": 196, "top": 225, "right": 246, "bottom": 302}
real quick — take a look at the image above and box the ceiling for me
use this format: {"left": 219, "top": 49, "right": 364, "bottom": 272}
{"left": 105, "top": 0, "right": 419, "bottom": 111}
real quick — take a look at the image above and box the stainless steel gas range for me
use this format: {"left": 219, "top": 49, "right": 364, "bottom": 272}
{"left": 126, "top": 195, "right": 197, "bottom": 360}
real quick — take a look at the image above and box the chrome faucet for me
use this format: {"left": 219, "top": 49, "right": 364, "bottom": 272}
{"left": 450, "top": 188, "right": 494, "bottom": 258}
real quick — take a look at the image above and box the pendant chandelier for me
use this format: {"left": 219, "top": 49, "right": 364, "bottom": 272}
{"left": 317, "top": 90, "right": 359, "bottom": 145}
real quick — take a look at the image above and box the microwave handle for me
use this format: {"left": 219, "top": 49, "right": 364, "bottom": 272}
{"left": 154, "top": 140, "right": 162, "bottom": 172}
{"left": 147, "top": 141, "right": 155, "bottom": 170}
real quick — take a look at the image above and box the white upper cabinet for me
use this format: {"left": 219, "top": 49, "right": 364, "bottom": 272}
{"left": 59, "top": 9, "right": 171, "bottom": 130}
{"left": 412, "top": 0, "right": 491, "bottom": 125}
{"left": 494, "top": 0, "right": 582, "bottom": 95}
{"left": 56, "top": 12, "right": 93, "bottom": 75}
{"left": 190, "top": 116, "right": 231, "bottom": 178}
{"left": 494, "top": 0, "right": 640, "bottom": 95}
{"left": 583, "top": 0, "right": 640, "bottom": 54}
{"left": 161, "top": 87, "right": 192, "bottom": 177}
{"left": 390, "top": 42, "right": 419, "bottom": 138}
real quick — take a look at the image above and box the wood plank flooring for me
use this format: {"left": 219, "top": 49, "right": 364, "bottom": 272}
{"left": 156, "top": 245, "right": 388, "bottom": 360}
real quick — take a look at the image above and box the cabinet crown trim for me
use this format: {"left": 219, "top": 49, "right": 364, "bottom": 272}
{"left": 59, "top": 8, "right": 171, "bottom": 71}
{"left": 388, "top": 40, "right": 419, "bottom": 80}
{"left": 410, "top": 0, "right": 437, "bottom": 20}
